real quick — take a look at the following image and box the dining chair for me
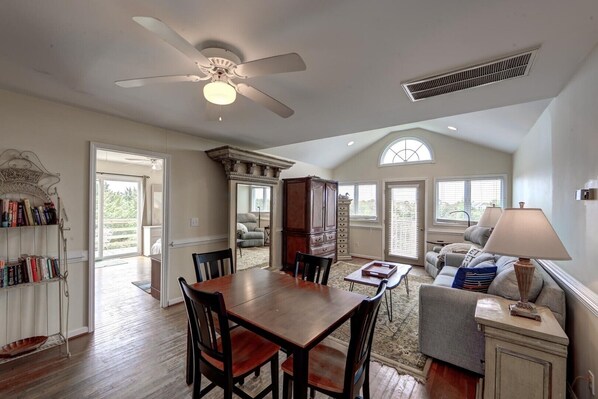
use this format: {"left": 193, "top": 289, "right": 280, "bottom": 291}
{"left": 281, "top": 279, "right": 388, "bottom": 399}
{"left": 179, "top": 277, "right": 280, "bottom": 399}
{"left": 192, "top": 248, "right": 235, "bottom": 282}
{"left": 293, "top": 252, "right": 333, "bottom": 285}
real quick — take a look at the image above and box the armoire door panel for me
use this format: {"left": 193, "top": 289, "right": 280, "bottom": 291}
{"left": 325, "top": 182, "right": 337, "bottom": 231}
{"left": 284, "top": 180, "right": 307, "bottom": 231}
{"left": 310, "top": 179, "right": 325, "bottom": 232}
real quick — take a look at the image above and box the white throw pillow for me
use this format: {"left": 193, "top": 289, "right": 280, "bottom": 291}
{"left": 437, "top": 243, "right": 472, "bottom": 262}
{"left": 460, "top": 247, "right": 483, "bottom": 267}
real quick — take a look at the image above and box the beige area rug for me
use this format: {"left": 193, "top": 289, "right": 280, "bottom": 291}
{"left": 237, "top": 246, "right": 270, "bottom": 271}
{"left": 327, "top": 261, "right": 434, "bottom": 382}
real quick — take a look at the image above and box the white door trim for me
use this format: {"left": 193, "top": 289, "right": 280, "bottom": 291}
{"left": 88, "top": 142, "right": 171, "bottom": 333}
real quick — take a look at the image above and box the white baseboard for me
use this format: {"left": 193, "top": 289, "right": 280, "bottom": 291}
{"left": 168, "top": 296, "right": 183, "bottom": 306}
{"left": 68, "top": 326, "right": 89, "bottom": 339}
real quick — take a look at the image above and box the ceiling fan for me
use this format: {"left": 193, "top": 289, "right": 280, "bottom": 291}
{"left": 115, "top": 16, "right": 307, "bottom": 118}
{"left": 125, "top": 157, "right": 163, "bottom": 171}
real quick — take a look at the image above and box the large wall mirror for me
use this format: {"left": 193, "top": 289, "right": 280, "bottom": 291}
{"left": 235, "top": 183, "right": 272, "bottom": 270}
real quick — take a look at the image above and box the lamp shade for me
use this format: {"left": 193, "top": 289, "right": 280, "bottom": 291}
{"left": 477, "top": 205, "right": 503, "bottom": 228}
{"left": 483, "top": 208, "right": 571, "bottom": 260}
{"left": 203, "top": 81, "right": 236, "bottom": 105}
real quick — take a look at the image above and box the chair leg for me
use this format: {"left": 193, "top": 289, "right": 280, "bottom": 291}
{"left": 362, "top": 361, "right": 371, "bottom": 399}
{"left": 255, "top": 368, "right": 261, "bottom": 378}
{"left": 282, "top": 373, "right": 292, "bottom": 399}
{"left": 186, "top": 324, "right": 193, "bottom": 385}
{"left": 271, "top": 354, "right": 279, "bottom": 399}
{"left": 309, "top": 387, "right": 315, "bottom": 398}
{"left": 192, "top": 364, "right": 202, "bottom": 399}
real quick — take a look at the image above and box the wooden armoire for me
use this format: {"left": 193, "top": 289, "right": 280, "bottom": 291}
{"left": 282, "top": 177, "right": 338, "bottom": 270}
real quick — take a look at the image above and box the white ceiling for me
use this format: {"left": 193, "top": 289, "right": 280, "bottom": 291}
{"left": 1, "top": 1, "right": 597, "bottom": 162}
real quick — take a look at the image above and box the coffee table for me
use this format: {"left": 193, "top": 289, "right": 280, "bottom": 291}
{"left": 344, "top": 260, "right": 412, "bottom": 322}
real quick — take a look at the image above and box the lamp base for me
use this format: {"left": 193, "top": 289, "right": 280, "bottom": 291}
{"left": 509, "top": 302, "right": 542, "bottom": 321}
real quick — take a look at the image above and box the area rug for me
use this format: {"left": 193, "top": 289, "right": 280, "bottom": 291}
{"left": 327, "top": 261, "right": 434, "bottom": 382}
{"left": 237, "top": 246, "right": 270, "bottom": 271}
{"left": 131, "top": 280, "right": 151, "bottom": 294}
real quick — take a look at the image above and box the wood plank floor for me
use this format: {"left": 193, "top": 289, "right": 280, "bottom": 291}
{"left": 0, "top": 256, "right": 480, "bottom": 398}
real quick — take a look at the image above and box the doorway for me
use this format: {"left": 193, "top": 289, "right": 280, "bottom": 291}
{"left": 235, "top": 183, "right": 271, "bottom": 271}
{"left": 89, "top": 143, "right": 169, "bottom": 333}
{"left": 384, "top": 180, "right": 425, "bottom": 265}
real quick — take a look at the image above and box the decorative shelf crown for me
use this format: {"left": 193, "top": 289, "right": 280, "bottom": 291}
{"left": 0, "top": 149, "right": 60, "bottom": 202}
{"left": 206, "top": 146, "right": 294, "bottom": 184}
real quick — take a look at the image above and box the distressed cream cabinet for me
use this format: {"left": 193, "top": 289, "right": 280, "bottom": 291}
{"left": 475, "top": 297, "right": 568, "bottom": 399}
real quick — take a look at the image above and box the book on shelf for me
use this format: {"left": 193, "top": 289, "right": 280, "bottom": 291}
{"left": 0, "top": 256, "right": 59, "bottom": 288}
{"left": 0, "top": 199, "right": 58, "bottom": 227}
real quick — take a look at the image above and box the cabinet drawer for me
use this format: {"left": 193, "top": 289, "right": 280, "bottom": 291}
{"left": 310, "top": 234, "right": 325, "bottom": 245}
{"left": 337, "top": 243, "right": 348, "bottom": 251}
{"left": 338, "top": 211, "right": 348, "bottom": 218}
{"left": 310, "top": 242, "right": 336, "bottom": 256}
{"left": 325, "top": 231, "right": 336, "bottom": 242}
{"left": 337, "top": 238, "right": 347, "bottom": 244}
{"left": 337, "top": 232, "right": 348, "bottom": 238}
{"left": 338, "top": 221, "right": 348, "bottom": 229}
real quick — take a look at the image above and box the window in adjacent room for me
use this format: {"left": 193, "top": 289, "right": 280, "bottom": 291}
{"left": 380, "top": 137, "right": 433, "bottom": 165}
{"left": 435, "top": 176, "right": 505, "bottom": 225}
{"left": 338, "top": 182, "right": 377, "bottom": 221}
{"left": 250, "top": 185, "right": 270, "bottom": 212}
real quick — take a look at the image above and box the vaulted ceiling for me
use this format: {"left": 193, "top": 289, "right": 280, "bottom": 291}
{"left": 1, "top": 1, "right": 597, "bottom": 165}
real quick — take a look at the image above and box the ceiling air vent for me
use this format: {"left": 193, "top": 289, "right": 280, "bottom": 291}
{"left": 401, "top": 48, "right": 539, "bottom": 101}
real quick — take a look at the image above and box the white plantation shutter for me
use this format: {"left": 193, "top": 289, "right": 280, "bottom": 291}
{"left": 436, "top": 177, "right": 504, "bottom": 223}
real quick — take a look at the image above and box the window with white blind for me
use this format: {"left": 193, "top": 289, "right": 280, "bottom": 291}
{"left": 435, "top": 176, "right": 505, "bottom": 224}
{"left": 338, "top": 183, "right": 377, "bottom": 221}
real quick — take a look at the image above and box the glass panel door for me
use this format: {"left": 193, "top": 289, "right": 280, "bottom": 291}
{"left": 385, "top": 180, "right": 425, "bottom": 265}
{"left": 96, "top": 175, "right": 142, "bottom": 260}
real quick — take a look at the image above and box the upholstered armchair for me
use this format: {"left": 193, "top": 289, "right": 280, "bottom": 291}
{"left": 236, "top": 213, "right": 265, "bottom": 247}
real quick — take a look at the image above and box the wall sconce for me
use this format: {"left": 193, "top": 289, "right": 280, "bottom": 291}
{"left": 576, "top": 189, "right": 596, "bottom": 200}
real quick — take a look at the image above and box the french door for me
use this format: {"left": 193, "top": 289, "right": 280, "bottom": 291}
{"left": 384, "top": 180, "right": 425, "bottom": 265}
{"left": 95, "top": 174, "right": 143, "bottom": 260}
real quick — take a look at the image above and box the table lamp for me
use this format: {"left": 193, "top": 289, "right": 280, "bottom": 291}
{"left": 477, "top": 204, "right": 502, "bottom": 228}
{"left": 483, "top": 202, "right": 571, "bottom": 321}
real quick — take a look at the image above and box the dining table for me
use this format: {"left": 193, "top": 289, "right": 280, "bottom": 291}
{"left": 188, "top": 268, "right": 367, "bottom": 399}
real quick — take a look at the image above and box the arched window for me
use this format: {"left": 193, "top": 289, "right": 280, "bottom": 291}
{"left": 380, "top": 137, "right": 433, "bottom": 165}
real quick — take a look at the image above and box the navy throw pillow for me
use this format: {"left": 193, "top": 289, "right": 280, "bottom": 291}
{"left": 451, "top": 266, "right": 498, "bottom": 293}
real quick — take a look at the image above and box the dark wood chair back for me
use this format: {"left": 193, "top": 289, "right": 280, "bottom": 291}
{"left": 192, "top": 248, "right": 234, "bottom": 282}
{"left": 293, "top": 252, "right": 333, "bottom": 285}
{"left": 178, "top": 277, "right": 233, "bottom": 379}
{"left": 343, "top": 279, "right": 388, "bottom": 397}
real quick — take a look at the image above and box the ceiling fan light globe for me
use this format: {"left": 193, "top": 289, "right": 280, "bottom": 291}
{"left": 203, "top": 81, "right": 236, "bottom": 105}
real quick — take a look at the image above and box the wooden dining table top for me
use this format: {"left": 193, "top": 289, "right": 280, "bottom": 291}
{"left": 191, "top": 268, "right": 367, "bottom": 349}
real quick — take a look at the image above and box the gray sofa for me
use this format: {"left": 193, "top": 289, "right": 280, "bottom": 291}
{"left": 424, "top": 225, "right": 492, "bottom": 278}
{"left": 419, "top": 252, "right": 566, "bottom": 375}
{"left": 237, "top": 213, "right": 265, "bottom": 247}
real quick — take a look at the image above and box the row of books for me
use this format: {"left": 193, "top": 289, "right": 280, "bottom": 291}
{"left": 0, "top": 199, "right": 57, "bottom": 227}
{"left": 0, "top": 256, "right": 61, "bottom": 288}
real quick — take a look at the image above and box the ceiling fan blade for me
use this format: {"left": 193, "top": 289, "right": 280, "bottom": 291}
{"left": 132, "top": 16, "right": 211, "bottom": 68}
{"left": 236, "top": 83, "right": 294, "bottom": 118}
{"left": 235, "top": 53, "right": 306, "bottom": 78}
{"left": 115, "top": 74, "right": 203, "bottom": 88}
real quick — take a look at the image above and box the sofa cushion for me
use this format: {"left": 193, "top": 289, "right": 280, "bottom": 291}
{"left": 461, "top": 247, "right": 483, "bottom": 267}
{"left": 439, "top": 266, "right": 459, "bottom": 278}
{"left": 433, "top": 274, "right": 456, "bottom": 288}
{"left": 463, "top": 225, "right": 492, "bottom": 247}
{"left": 467, "top": 253, "right": 497, "bottom": 268}
{"left": 438, "top": 243, "right": 472, "bottom": 262}
{"left": 451, "top": 266, "right": 497, "bottom": 293}
{"left": 488, "top": 263, "right": 544, "bottom": 302}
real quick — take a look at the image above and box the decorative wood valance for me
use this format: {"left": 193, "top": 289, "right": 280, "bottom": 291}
{"left": 206, "top": 145, "right": 294, "bottom": 184}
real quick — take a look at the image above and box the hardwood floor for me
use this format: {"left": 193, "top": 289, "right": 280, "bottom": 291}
{"left": 0, "top": 257, "right": 479, "bottom": 398}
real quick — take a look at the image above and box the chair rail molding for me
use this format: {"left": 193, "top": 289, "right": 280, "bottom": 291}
{"left": 206, "top": 145, "right": 294, "bottom": 183}
{"left": 539, "top": 259, "right": 598, "bottom": 318}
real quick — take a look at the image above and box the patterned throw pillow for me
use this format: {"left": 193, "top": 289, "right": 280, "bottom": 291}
{"left": 460, "top": 247, "right": 483, "bottom": 267}
{"left": 451, "top": 266, "right": 498, "bottom": 293}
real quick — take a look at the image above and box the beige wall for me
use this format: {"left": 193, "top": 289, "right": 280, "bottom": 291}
{"left": 514, "top": 44, "right": 598, "bottom": 399}
{"left": 333, "top": 128, "right": 513, "bottom": 259}
{"left": 0, "top": 88, "right": 230, "bottom": 336}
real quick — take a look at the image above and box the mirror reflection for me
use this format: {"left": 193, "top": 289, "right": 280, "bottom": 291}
{"left": 236, "top": 183, "right": 271, "bottom": 270}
